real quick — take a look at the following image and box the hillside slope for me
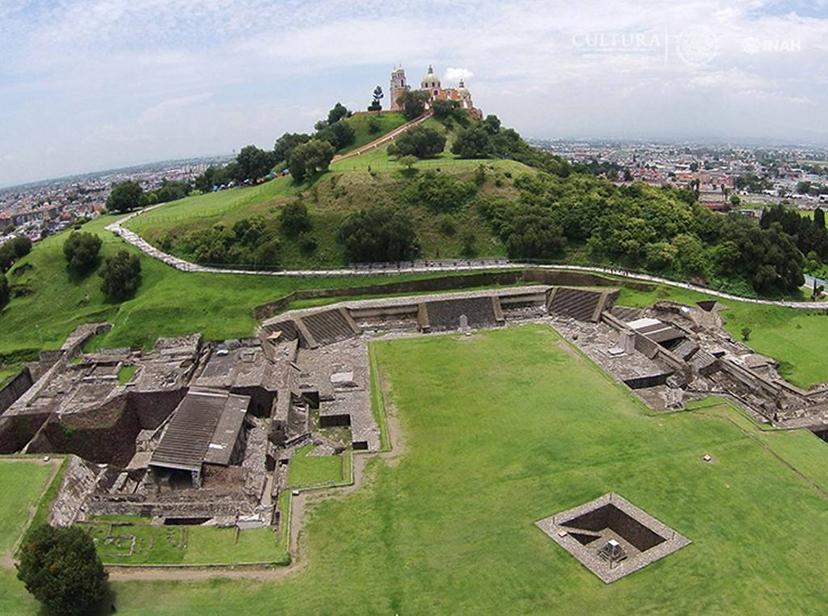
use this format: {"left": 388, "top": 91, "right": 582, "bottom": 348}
{"left": 127, "top": 118, "right": 535, "bottom": 269}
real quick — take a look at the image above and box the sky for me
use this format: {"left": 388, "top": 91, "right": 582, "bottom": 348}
{"left": 1, "top": 0, "right": 827, "bottom": 187}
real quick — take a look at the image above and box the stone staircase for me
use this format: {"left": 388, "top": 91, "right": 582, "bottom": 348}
{"left": 547, "top": 287, "right": 616, "bottom": 322}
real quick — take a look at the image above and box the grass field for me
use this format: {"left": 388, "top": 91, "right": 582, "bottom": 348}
{"left": 0, "top": 459, "right": 55, "bottom": 555}
{"left": 337, "top": 112, "right": 408, "bottom": 155}
{"left": 83, "top": 516, "right": 288, "bottom": 566}
{"left": 286, "top": 445, "right": 350, "bottom": 488}
{"left": 0, "top": 325, "right": 826, "bottom": 613}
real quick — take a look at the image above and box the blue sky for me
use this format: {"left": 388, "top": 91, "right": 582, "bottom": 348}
{"left": 1, "top": 0, "right": 827, "bottom": 186}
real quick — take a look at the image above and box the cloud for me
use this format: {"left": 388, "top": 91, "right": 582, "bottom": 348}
{"left": 1, "top": 0, "right": 828, "bottom": 185}
{"left": 443, "top": 67, "right": 474, "bottom": 83}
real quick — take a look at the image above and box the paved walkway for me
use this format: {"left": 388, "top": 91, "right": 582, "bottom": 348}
{"left": 105, "top": 213, "right": 827, "bottom": 311}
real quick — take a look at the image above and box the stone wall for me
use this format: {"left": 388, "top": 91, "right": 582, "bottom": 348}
{"left": 0, "top": 367, "right": 33, "bottom": 416}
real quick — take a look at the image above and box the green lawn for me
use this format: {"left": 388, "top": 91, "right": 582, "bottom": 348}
{"left": 84, "top": 519, "right": 288, "bottom": 566}
{"left": 0, "top": 459, "right": 55, "bottom": 554}
{"left": 337, "top": 112, "right": 408, "bottom": 155}
{"left": 286, "top": 445, "right": 350, "bottom": 488}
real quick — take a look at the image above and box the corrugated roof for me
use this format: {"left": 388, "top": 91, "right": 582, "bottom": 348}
{"left": 150, "top": 388, "right": 249, "bottom": 471}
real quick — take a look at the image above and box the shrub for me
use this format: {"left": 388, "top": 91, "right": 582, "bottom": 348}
{"left": 452, "top": 126, "right": 493, "bottom": 159}
{"left": 0, "top": 236, "right": 32, "bottom": 272}
{"left": 288, "top": 139, "right": 335, "bottom": 183}
{"left": 280, "top": 201, "right": 312, "bottom": 237}
{"left": 0, "top": 272, "right": 8, "bottom": 309}
{"left": 339, "top": 207, "right": 420, "bottom": 263}
{"left": 17, "top": 524, "right": 108, "bottom": 616}
{"left": 63, "top": 231, "right": 102, "bottom": 273}
{"left": 100, "top": 250, "right": 142, "bottom": 300}
{"left": 403, "top": 171, "right": 477, "bottom": 213}
{"left": 392, "top": 126, "right": 446, "bottom": 159}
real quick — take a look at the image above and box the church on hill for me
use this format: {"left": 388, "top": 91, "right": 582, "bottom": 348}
{"left": 388, "top": 65, "right": 481, "bottom": 118}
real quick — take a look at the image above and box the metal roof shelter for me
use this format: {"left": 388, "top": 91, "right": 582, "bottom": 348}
{"left": 150, "top": 388, "right": 249, "bottom": 484}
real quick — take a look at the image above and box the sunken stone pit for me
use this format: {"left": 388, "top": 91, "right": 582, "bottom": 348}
{"left": 535, "top": 492, "right": 690, "bottom": 583}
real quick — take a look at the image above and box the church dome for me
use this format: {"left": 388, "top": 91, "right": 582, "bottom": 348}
{"left": 421, "top": 65, "right": 440, "bottom": 88}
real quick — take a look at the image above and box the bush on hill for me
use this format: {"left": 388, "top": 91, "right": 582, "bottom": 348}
{"left": 17, "top": 524, "right": 108, "bottom": 616}
{"left": 63, "top": 231, "right": 102, "bottom": 274}
{"left": 339, "top": 207, "right": 420, "bottom": 263}
{"left": 482, "top": 171, "right": 806, "bottom": 295}
{"left": 396, "top": 90, "right": 430, "bottom": 120}
{"left": 452, "top": 126, "right": 494, "bottom": 159}
{"left": 289, "top": 139, "right": 335, "bottom": 183}
{"left": 274, "top": 133, "right": 312, "bottom": 168}
{"left": 0, "top": 235, "right": 32, "bottom": 272}
{"left": 236, "top": 145, "right": 278, "bottom": 182}
{"left": 402, "top": 171, "right": 477, "bottom": 213}
{"left": 327, "top": 102, "right": 350, "bottom": 125}
{"left": 388, "top": 125, "right": 446, "bottom": 159}
{"left": 317, "top": 120, "right": 356, "bottom": 151}
{"left": 0, "top": 272, "right": 8, "bottom": 309}
{"left": 100, "top": 250, "right": 142, "bottom": 300}
{"left": 280, "top": 201, "right": 312, "bottom": 237}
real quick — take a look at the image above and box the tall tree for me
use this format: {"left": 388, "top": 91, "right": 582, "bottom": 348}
{"left": 368, "top": 86, "right": 384, "bottom": 111}
{"left": 815, "top": 207, "right": 825, "bottom": 229}
{"left": 17, "top": 525, "right": 109, "bottom": 616}
{"left": 100, "top": 250, "right": 142, "bottom": 300}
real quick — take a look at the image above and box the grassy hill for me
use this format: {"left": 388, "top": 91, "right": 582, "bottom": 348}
{"left": 126, "top": 118, "right": 533, "bottom": 269}
{"left": 337, "top": 111, "right": 408, "bottom": 155}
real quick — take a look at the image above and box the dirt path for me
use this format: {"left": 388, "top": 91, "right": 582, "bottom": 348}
{"left": 107, "top": 385, "right": 404, "bottom": 582}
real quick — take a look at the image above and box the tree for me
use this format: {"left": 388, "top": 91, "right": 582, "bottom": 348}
{"left": 280, "top": 201, "right": 312, "bottom": 237}
{"left": 504, "top": 210, "right": 566, "bottom": 260}
{"left": 729, "top": 194, "right": 741, "bottom": 207}
{"left": 327, "top": 102, "right": 350, "bottom": 125}
{"left": 0, "top": 272, "right": 8, "bottom": 309}
{"left": 815, "top": 207, "right": 825, "bottom": 229}
{"left": 235, "top": 145, "right": 275, "bottom": 181}
{"left": 368, "top": 86, "right": 384, "bottom": 112}
{"left": 100, "top": 250, "right": 142, "bottom": 300}
{"left": 482, "top": 114, "right": 502, "bottom": 135}
{"left": 451, "top": 126, "right": 493, "bottom": 159}
{"left": 432, "top": 99, "right": 459, "bottom": 119}
{"left": 106, "top": 180, "right": 144, "bottom": 213}
{"left": 398, "top": 155, "right": 418, "bottom": 174}
{"left": 0, "top": 236, "right": 32, "bottom": 272}
{"left": 16, "top": 524, "right": 108, "bottom": 616}
{"left": 288, "top": 139, "right": 335, "bottom": 183}
{"left": 63, "top": 231, "right": 102, "bottom": 273}
{"left": 273, "top": 132, "right": 311, "bottom": 166}
{"left": 403, "top": 171, "right": 477, "bottom": 212}
{"left": 392, "top": 126, "right": 446, "bottom": 159}
{"left": 741, "top": 326, "right": 752, "bottom": 341}
{"left": 338, "top": 207, "right": 420, "bottom": 262}
{"left": 318, "top": 120, "right": 355, "bottom": 150}
{"left": 396, "top": 90, "right": 429, "bottom": 120}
